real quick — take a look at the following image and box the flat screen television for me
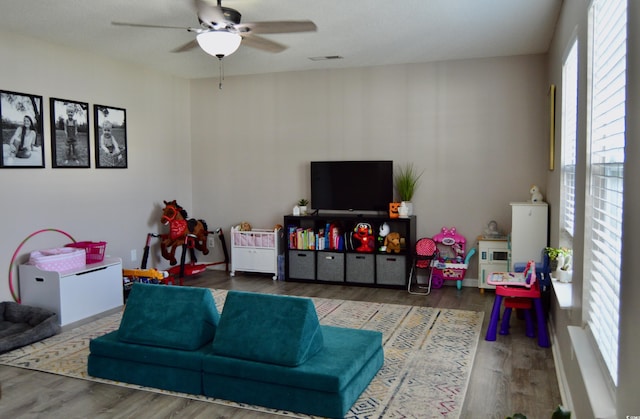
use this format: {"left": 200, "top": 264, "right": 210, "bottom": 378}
{"left": 310, "top": 160, "right": 393, "bottom": 212}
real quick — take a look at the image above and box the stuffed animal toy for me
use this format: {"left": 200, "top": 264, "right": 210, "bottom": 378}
{"left": 378, "top": 222, "right": 390, "bottom": 251}
{"left": 239, "top": 222, "right": 252, "bottom": 231}
{"left": 384, "top": 232, "right": 402, "bottom": 253}
{"left": 530, "top": 185, "right": 544, "bottom": 203}
{"left": 352, "top": 222, "right": 375, "bottom": 252}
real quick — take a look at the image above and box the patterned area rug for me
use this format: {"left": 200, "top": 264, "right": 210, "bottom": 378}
{"left": 0, "top": 290, "right": 483, "bottom": 418}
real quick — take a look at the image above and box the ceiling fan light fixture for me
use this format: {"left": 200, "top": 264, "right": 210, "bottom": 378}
{"left": 196, "top": 30, "right": 242, "bottom": 57}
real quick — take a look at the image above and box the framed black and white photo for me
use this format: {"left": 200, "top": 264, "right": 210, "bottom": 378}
{"left": 94, "top": 104, "right": 127, "bottom": 168}
{"left": 0, "top": 90, "right": 45, "bottom": 168}
{"left": 50, "top": 98, "right": 90, "bottom": 168}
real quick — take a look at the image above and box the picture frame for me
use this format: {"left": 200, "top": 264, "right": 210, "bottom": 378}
{"left": 0, "top": 90, "right": 45, "bottom": 168}
{"left": 50, "top": 98, "right": 90, "bottom": 168}
{"left": 94, "top": 104, "right": 127, "bottom": 168}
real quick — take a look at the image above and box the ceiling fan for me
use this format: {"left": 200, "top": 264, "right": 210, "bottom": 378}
{"left": 112, "top": 0, "right": 317, "bottom": 58}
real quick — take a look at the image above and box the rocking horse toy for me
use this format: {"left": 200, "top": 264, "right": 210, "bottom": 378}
{"left": 125, "top": 200, "right": 229, "bottom": 287}
{"left": 160, "top": 200, "right": 209, "bottom": 265}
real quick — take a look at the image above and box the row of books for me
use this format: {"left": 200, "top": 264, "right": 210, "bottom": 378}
{"left": 288, "top": 225, "right": 345, "bottom": 251}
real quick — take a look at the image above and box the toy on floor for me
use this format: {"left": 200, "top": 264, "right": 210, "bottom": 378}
{"left": 429, "top": 227, "right": 476, "bottom": 290}
{"left": 124, "top": 201, "right": 229, "bottom": 289}
{"left": 160, "top": 200, "right": 210, "bottom": 265}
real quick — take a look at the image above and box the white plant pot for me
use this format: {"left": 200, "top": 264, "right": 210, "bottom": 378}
{"left": 299, "top": 206, "right": 308, "bottom": 216}
{"left": 398, "top": 202, "right": 409, "bottom": 218}
{"left": 557, "top": 269, "right": 573, "bottom": 283}
{"left": 403, "top": 201, "right": 413, "bottom": 216}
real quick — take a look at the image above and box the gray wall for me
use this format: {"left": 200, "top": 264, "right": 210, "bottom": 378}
{"left": 190, "top": 55, "right": 550, "bottom": 277}
{"left": 0, "top": 30, "right": 193, "bottom": 301}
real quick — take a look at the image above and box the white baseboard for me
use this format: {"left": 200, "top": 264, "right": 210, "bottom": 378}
{"left": 548, "top": 313, "right": 573, "bottom": 413}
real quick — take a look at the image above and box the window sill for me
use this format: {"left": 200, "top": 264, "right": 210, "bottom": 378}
{"left": 567, "top": 326, "right": 617, "bottom": 419}
{"left": 551, "top": 277, "right": 572, "bottom": 308}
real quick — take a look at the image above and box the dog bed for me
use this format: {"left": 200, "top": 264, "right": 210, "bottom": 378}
{"left": 0, "top": 301, "right": 60, "bottom": 354}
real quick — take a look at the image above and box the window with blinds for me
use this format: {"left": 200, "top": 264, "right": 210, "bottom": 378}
{"left": 585, "top": 0, "right": 626, "bottom": 387}
{"left": 561, "top": 39, "right": 578, "bottom": 239}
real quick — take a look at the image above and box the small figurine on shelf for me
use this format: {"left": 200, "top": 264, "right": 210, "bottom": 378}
{"left": 483, "top": 220, "right": 504, "bottom": 239}
{"left": 378, "top": 222, "right": 390, "bottom": 251}
{"left": 530, "top": 184, "right": 544, "bottom": 203}
{"left": 384, "top": 232, "right": 402, "bottom": 253}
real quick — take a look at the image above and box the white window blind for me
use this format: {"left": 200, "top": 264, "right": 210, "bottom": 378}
{"left": 561, "top": 39, "right": 578, "bottom": 238}
{"left": 585, "top": 0, "right": 626, "bottom": 386}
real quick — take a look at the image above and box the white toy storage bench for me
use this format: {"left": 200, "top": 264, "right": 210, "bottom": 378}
{"left": 231, "top": 226, "right": 283, "bottom": 280}
{"left": 19, "top": 257, "right": 123, "bottom": 327}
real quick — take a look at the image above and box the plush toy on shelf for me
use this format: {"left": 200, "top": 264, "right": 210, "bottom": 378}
{"left": 530, "top": 185, "right": 544, "bottom": 203}
{"left": 384, "top": 232, "right": 402, "bottom": 253}
{"left": 378, "top": 222, "right": 390, "bottom": 251}
{"left": 352, "top": 222, "right": 375, "bottom": 253}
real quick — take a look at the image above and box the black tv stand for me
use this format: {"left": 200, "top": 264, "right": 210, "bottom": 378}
{"left": 283, "top": 213, "right": 416, "bottom": 288}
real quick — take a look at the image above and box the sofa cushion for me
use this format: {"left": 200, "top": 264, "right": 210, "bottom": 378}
{"left": 212, "top": 291, "right": 323, "bottom": 367}
{"left": 117, "top": 283, "right": 219, "bottom": 350}
{"left": 88, "top": 330, "right": 212, "bottom": 395}
{"left": 202, "top": 325, "right": 384, "bottom": 418}
{"left": 205, "top": 325, "right": 382, "bottom": 391}
{"left": 90, "top": 330, "right": 212, "bottom": 370}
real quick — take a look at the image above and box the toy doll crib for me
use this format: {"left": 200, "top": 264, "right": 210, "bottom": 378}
{"left": 429, "top": 227, "right": 475, "bottom": 290}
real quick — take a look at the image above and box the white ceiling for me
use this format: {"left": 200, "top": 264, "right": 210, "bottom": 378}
{"left": 0, "top": 0, "right": 562, "bottom": 80}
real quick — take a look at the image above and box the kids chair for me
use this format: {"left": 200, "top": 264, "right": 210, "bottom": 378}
{"left": 484, "top": 260, "right": 550, "bottom": 347}
{"left": 407, "top": 238, "right": 438, "bottom": 295}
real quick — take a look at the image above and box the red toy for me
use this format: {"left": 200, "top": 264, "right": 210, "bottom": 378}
{"left": 125, "top": 201, "right": 230, "bottom": 288}
{"left": 352, "top": 222, "right": 375, "bottom": 253}
{"left": 160, "top": 200, "right": 209, "bottom": 265}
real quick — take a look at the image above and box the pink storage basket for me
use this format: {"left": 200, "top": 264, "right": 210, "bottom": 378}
{"left": 65, "top": 241, "right": 107, "bottom": 264}
{"left": 29, "top": 247, "right": 86, "bottom": 272}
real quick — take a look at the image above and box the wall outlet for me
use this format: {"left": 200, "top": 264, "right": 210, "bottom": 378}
{"left": 131, "top": 249, "right": 137, "bottom": 262}
{"left": 207, "top": 235, "right": 215, "bottom": 249}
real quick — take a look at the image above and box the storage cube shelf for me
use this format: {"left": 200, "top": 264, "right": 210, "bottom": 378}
{"left": 231, "top": 226, "right": 284, "bottom": 280}
{"left": 284, "top": 214, "right": 416, "bottom": 288}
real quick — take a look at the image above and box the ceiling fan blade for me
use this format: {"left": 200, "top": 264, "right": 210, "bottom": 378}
{"left": 171, "top": 39, "right": 199, "bottom": 53}
{"left": 236, "top": 20, "right": 317, "bottom": 34}
{"left": 112, "top": 21, "right": 195, "bottom": 31}
{"left": 193, "top": 0, "right": 226, "bottom": 25}
{"left": 240, "top": 34, "right": 287, "bottom": 53}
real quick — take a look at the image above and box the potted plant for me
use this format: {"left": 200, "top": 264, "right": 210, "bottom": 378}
{"left": 545, "top": 247, "right": 572, "bottom": 274}
{"left": 394, "top": 163, "right": 423, "bottom": 216}
{"left": 297, "top": 198, "right": 309, "bottom": 216}
{"left": 544, "top": 247, "right": 561, "bottom": 271}
{"left": 557, "top": 249, "right": 573, "bottom": 283}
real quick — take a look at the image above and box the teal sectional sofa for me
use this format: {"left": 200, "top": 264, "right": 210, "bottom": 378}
{"left": 87, "top": 283, "right": 383, "bottom": 418}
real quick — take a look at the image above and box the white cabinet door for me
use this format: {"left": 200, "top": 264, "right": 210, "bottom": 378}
{"left": 233, "top": 248, "right": 275, "bottom": 273}
{"left": 510, "top": 202, "right": 548, "bottom": 264}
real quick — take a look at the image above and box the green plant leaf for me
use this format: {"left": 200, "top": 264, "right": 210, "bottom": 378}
{"left": 394, "top": 163, "right": 423, "bottom": 202}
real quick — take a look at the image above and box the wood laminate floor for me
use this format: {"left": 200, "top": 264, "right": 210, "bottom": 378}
{"left": 0, "top": 270, "right": 562, "bottom": 418}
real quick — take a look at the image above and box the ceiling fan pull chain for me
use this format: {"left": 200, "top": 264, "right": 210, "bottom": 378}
{"left": 217, "top": 55, "right": 224, "bottom": 89}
